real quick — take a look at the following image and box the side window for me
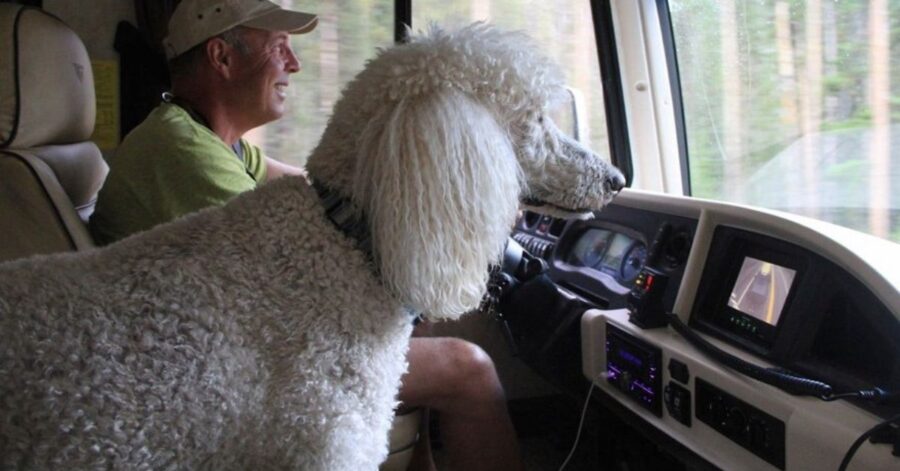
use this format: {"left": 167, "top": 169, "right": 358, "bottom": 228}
{"left": 669, "top": 0, "right": 899, "bottom": 242}
{"left": 246, "top": 0, "right": 395, "bottom": 167}
{"left": 412, "top": 1, "right": 611, "bottom": 157}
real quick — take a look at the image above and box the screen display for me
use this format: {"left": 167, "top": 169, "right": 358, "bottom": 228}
{"left": 568, "top": 229, "right": 612, "bottom": 267}
{"left": 727, "top": 257, "right": 797, "bottom": 326}
{"left": 602, "top": 233, "right": 632, "bottom": 270}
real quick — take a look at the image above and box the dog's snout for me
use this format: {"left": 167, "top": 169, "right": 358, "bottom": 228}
{"left": 606, "top": 168, "right": 627, "bottom": 193}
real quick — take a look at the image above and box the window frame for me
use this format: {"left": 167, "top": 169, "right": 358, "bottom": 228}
{"left": 395, "top": 0, "right": 411, "bottom": 43}
{"left": 592, "top": 0, "right": 634, "bottom": 186}
{"left": 654, "top": 0, "right": 691, "bottom": 195}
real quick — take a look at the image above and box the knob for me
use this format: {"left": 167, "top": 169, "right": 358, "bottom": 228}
{"left": 543, "top": 243, "right": 554, "bottom": 258}
{"left": 725, "top": 408, "right": 747, "bottom": 437}
{"left": 664, "top": 230, "right": 691, "bottom": 266}
{"left": 707, "top": 400, "right": 726, "bottom": 426}
{"left": 748, "top": 418, "right": 770, "bottom": 449}
{"left": 618, "top": 371, "right": 633, "bottom": 391}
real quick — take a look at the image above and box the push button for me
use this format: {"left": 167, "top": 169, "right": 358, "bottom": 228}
{"left": 668, "top": 358, "right": 690, "bottom": 384}
{"left": 664, "top": 382, "right": 692, "bottom": 426}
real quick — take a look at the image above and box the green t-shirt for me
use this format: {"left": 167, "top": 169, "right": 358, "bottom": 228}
{"left": 89, "top": 103, "right": 267, "bottom": 245}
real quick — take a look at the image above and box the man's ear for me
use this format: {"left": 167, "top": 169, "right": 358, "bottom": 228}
{"left": 206, "top": 38, "right": 233, "bottom": 78}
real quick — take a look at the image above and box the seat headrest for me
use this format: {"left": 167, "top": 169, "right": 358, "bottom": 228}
{"left": 0, "top": 5, "right": 95, "bottom": 149}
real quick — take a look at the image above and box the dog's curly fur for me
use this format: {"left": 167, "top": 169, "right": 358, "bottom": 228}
{"left": 0, "top": 24, "right": 622, "bottom": 469}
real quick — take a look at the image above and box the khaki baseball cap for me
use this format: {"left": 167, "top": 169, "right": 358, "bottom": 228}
{"left": 163, "top": 0, "right": 317, "bottom": 60}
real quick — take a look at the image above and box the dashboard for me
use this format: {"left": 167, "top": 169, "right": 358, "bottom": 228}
{"left": 502, "top": 189, "right": 900, "bottom": 471}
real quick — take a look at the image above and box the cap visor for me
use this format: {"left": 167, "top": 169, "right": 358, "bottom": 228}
{"left": 242, "top": 10, "right": 318, "bottom": 34}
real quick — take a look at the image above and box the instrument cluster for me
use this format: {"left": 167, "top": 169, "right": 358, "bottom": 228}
{"left": 511, "top": 207, "right": 696, "bottom": 311}
{"left": 566, "top": 228, "right": 648, "bottom": 285}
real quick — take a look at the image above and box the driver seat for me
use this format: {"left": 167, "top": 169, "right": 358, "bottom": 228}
{"left": 0, "top": 4, "right": 108, "bottom": 263}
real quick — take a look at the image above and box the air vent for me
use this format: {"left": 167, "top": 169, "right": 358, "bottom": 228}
{"left": 512, "top": 233, "right": 555, "bottom": 260}
{"left": 522, "top": 211, "right": 541, "bottom": 229}
{"left": 663, "top": 229, "right": 692, "bottom": 267}
{"left": 549, "top": 218, "right": 567, "bottom": 237}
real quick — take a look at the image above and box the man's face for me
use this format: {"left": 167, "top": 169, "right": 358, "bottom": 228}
{"left": 228, "top": 28, "right": 300, "bottom": 128}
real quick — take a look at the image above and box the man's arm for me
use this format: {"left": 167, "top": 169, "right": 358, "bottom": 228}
{"left": 265, "top": 156, "right": 306, "bottom": 181}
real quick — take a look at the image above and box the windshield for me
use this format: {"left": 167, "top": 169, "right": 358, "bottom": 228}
{"left": 252, "top": 1, "right": 611, "bottom": 170}
{"left": 669, "top": 0, "right": 900, "bottom": 243}
{"left": 413, "top": 1, "right": 610, "bottom": 154}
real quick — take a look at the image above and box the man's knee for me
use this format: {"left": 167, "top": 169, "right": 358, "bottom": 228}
{"left": 439, "top": 338, "right": 503, "bottom": 401}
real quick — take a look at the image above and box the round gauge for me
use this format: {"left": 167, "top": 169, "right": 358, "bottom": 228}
{"left": 568, "top": 229, "right": 611, "bottom": 269}
{"left": 620, "top": 242, "right": 648, "bottom": 282}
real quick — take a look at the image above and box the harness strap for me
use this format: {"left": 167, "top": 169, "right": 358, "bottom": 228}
{"left": 312, "top": 180, "right": 422, "bottom": 322}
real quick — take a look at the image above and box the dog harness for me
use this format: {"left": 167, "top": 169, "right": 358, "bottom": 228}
{"left": 313, "top": 181, "right": 423, "bottom": 322}
{"left": 313, "top": 181, "right": 373, "bottom": 258}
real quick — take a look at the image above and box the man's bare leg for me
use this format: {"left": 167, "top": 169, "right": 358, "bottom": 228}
{"left": 400, "top": 337, "right": 525, "bottom": 471}
{"left": 405, "top": 408, "right": 436, "bottom": 471}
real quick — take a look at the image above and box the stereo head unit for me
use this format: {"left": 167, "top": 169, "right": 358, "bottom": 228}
{"left": 606, "top": 323, "right": 663, "bottom": 416}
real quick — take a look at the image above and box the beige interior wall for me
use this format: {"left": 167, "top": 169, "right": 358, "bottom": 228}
{"left": 43, "top": 1, "right": 136, "bottom": 155}
{"left": 43, "top": 0, "right": 135, "bottom": 60}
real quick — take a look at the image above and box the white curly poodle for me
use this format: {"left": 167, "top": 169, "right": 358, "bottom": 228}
{"left": 0, "top": 23, "right": 624, "bottom": 469}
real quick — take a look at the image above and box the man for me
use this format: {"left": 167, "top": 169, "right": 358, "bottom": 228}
{"left": 89, "top": 1, "right": 524, "bottom": 470}
{"left": 89, "top": 0, "right": 312, "bottom": 243}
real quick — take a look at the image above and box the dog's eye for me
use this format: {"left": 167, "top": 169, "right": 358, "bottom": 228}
{"left": 538, "top": 115, "right": 544, "bottom": 123}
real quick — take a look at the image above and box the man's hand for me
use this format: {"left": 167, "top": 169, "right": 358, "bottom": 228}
{"left": 265, "top": 156, "right": 306, "bottom": 181}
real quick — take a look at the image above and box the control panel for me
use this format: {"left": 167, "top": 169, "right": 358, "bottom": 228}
{"left": 570, "top": 192, "right": 900, "bottom": 471}
{"left": 512, "top": 231, "right": 555, "bottom": 259}
{"left": 627, "top": 267, "right": 670, "bottom": 328}
{"left": 695, "top": 378, "right": 786, "bottom": 469}
{"left": 606, "top": 323, "right": 663, "bottom": 416}
{"left": 511, "top": 211, "right": 565, "bottom": 260}
{"left": 664, "top": 381, "right": 692, "bottom": 426}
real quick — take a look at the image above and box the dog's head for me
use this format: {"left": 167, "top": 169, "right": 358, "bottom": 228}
{"left": 307, "top": 23, "right": 624, "bottom": 320}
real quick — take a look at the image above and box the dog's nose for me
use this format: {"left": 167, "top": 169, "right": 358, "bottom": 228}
{"left": 606, "top": 169, "right": 627, "bottom": 193}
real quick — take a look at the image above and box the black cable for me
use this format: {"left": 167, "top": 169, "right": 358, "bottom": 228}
{"left": 666, "top": 313, "right": 833, "bottom": 397}
{"left": 824, "top": 392, "right": 870, "bottom": 402}
{"left": 666, "top": 313, "right": 900, "bottom": 404}
{"left": 824, "top": 388, "right": 900, "bottom": 404}
{"left": 837, "top": 412, "right": 900, "bottom": 471}
{"left": 666, "top": 312, "right": 900, "bottom": 468}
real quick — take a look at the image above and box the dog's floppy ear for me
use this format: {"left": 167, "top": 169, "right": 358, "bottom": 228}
{"left": 352, "top": 89, "right": 522, "bottom": 320}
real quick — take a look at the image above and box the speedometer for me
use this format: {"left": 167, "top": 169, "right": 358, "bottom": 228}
{"left": 621, "top": 242, "right": 647, "bottom": 282}
{"left": 568, "top": 229, "right": 612, "bottom": 268}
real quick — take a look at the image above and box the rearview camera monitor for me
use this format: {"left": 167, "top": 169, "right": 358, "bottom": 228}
{"left": 726, "top": 257, "right": 797, "bottom": 327}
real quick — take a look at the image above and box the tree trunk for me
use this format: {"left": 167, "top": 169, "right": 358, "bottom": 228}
{"left": 801, "top": 0, "right": 823, "bottom": 217}
{"left": 574, "top": 3, "right": 593, "bottom": 145}
{"left": 775, "top": 1, "right": 799, "bottom": 133}
{"left": 318, "top": 1, "right": 340, "bottom": 116}
{"left": 822, "top": 1, "right": 838, "bottom": 121}
{"left": 868, "top": 0, "right": 891, "bottom": 238}
{"left": 720, "top": 0, "right": 743, "bottom": 201}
